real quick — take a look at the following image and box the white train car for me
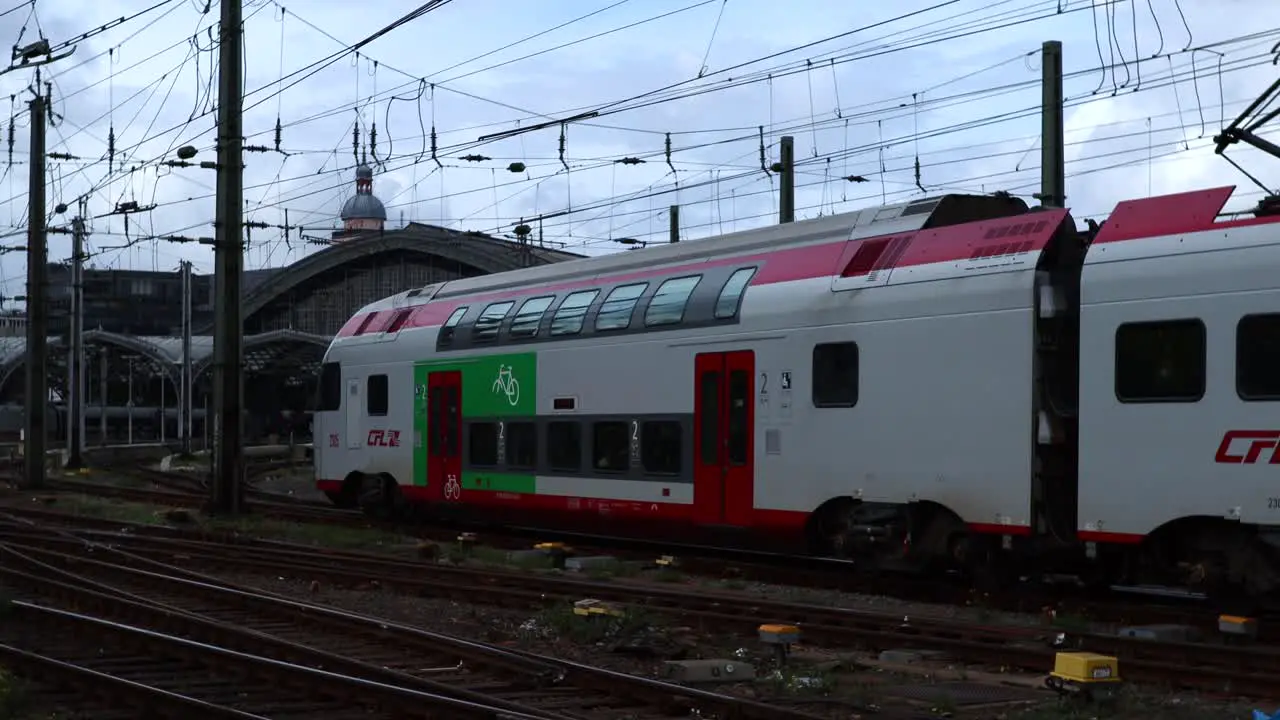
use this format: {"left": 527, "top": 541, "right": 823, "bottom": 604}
{"left": 313, "top": 185, "right": 1280, "bottom": 597}
{"left": 1077, "top": 187, "right": 1280, "bottom": 595}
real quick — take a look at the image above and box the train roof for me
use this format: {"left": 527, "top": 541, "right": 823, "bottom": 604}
{"left": 356, "top": 192, "right": 1028, "bottom": 316}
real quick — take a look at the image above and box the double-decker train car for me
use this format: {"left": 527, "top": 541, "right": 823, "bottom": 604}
{"left": 314, "top": 185, "right": 1280, "bottom": 598}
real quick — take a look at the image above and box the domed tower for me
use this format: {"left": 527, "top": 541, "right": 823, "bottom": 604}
{"left": 335, "top": 164, "right": 387, "bottom": 238}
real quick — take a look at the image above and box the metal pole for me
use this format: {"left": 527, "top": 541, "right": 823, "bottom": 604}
{"left": 209, "top": 0, "right": 245, "bottom": 515}
{"left": 98, "top": 352, "right": 106, "bottom": 444}
{"left": 1037, "top": 40, "right": 1066, "bottom": 208}
{"left": 669, "top": 205, "right": 680, "bottom": 243}
{"left": 180, "top": 260, "right": 193, "bottom": 455}
{"left": 22, "top": 85, "right": 47, "bottom": 488}
{"left": 159, "top": 375, "right": 166, "bottom": 443}
{"left": 65, "top": 206, "right": 85, "bottom": 469}
{"left": 127, "top": 356, "right": 133, "bottom": 446}
{"left": 778, "top": 136, "right": 795, "bottom": 224}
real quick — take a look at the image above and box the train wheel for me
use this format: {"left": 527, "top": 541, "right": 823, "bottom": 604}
{"left": 356, "top": 474, "right": 394, "bottom": 520}
{"left": 324, "top": 490, "right": 355, "bottom": 509}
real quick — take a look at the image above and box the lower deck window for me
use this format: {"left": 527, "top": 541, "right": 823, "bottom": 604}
{"left": 547, "top": 421, "right": 582, "bottom": 472}
{"left": 592, "top": 421, "right": 630, "bottom": 472}
{"left": 505, "top": 421, "right": 537, "bottom": 469}
{"left": 641, "top": 421, "right": 681, "bottom": 475}
{"left": 469, "top": 422, "right": 498, "bottom": 466}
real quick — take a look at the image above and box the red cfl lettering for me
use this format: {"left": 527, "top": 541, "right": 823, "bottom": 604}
{"left": 1214, "top": 430, "right": 1280, "bottom": 464}
{"left": 366, "top": 430, "right": 401, "bottom": 448}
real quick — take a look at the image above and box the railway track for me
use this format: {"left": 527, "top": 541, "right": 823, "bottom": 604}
{"left": 45, "top": 475, "right": 367, "bottom": 525}
{"left": 10, "top": 478, "right": 1279, "bottom": 646}
{"left": 0, "top": 521, "right": 828, "bottom": 720}
{"left": 1, "top": 517, "right": 1276, "bottom": 700}
{"left": 0, "top": 569, "right": 540, "bottom": 719}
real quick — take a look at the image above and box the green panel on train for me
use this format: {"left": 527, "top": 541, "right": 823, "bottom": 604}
{"left": 411, "top": 351, "right": 538, "bottom": 486}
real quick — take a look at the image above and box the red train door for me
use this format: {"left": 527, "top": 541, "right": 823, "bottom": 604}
{"left": 427, "top": 371, "right": 462, "bottom": 503}
{"left": 693, "top": 351, "right": 755, "bottom": 526}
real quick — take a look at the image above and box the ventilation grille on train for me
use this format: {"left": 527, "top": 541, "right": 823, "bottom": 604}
{"left": 968, "top": 218, "right": 1052, "bottom": 259}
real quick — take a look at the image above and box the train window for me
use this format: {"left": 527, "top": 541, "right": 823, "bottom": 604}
{"left": 547, "top": 421, "right": 582, "bottom": 472}
{"left": 366, "top": 374, "right": 388, "bottom": 416}
{"left": 645, "top": 276, "right": 702, "bottom": 327}
{"left": 469, "top": 422, "right": 499, "bottom": 466}
{"left": 592, "top": 421, "right": 630, "bottom": 472}
{"left": 812, "top": 342, "right": 859, "bottom": 407}
{"left": 1115, "top": 319, "right": 1205, "bottom": 403}
{"left": 439, "top": 306, "right": 468, "bottom": 345}
{"left": 595, "top": 283, "right": 648, "bottom": 331}
{"left": 510, "top": 296, "right": 554, "bottom": 338}
{"left": 317, "top": 362, "right": 341, "bottom": 411}
{"left": 714, "top": 267, "right": 758, "bottom": 319}
{"left": 699, "top": 371, "right": 721, "bottom": 464}
{"left": 550, "top": 290, "right": 599, "bottom": 336}
{"left": 641, "top": 421, "right": 682, "bottom": 475}
{"left": 1237, "top": 313, "right": 1280, "bottom": 401}
{"left": 474, "top": 301, "right": 514, "bottom": 342}
{"left": 505, "top": 421, "right": 537, "bottom": 469}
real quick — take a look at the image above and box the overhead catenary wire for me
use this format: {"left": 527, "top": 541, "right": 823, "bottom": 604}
{"left": 1, "top": 0, "right": 1274, "bottom": 269}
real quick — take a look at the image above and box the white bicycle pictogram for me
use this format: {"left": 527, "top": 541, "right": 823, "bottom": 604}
{"left": 444, "top": 474, "right": 461, "bottom": 501}
{"left": 492, "top": 364, "right": 520, "bottom": 406}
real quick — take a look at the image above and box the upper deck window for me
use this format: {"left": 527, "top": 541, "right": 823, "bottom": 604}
{"left": 550, "top": 290, "right": 599, "bottom": 336}
{"left": 439, "top": 306, "right": 468, "bottom": 345}
{"left": 595, "top": 283, "right": 648, "bottom": 331}
{"left": 474, "top": 301, "right": 514, "bottom": 342}
{"left": 645, "top": 275, "right": 701, "bottom": 327}
{"left": 510, "top": 295, "right": 554, "bottom": 338}
{"left": 714, "top": 267, "right": 757, "bottom": 319}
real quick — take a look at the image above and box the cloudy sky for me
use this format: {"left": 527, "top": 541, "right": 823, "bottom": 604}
{"left": 0, "top": 0, "right": 1276, "bottom": 302}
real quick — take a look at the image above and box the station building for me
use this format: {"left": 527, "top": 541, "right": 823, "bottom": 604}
{"left": 0, "top": 165, "right": 580, "bottom": 445}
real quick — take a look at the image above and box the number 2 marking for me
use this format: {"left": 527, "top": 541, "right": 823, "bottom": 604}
{"left": 631, "top": 420, "right": 639, "bottom": 442}
{"left": 759, "top": 372, "right": 768, "bottom": 394}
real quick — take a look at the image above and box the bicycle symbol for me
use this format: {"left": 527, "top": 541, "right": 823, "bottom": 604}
{"left": 444, "top": 474, "right": 461, "bottom": 501}
{"left": 492, "top": 364, "right": 520, "bottom": 406}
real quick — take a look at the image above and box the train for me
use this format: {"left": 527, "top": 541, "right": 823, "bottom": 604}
{"left": 313, "top": 184, "right": 1280, "bottom": 600}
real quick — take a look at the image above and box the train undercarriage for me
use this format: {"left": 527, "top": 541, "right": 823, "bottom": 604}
{"left": 809, "top": 498, "right": 1280, "bottom": 604}
{"left": 335, "top": 472, "right": 1280, "bottom": 605}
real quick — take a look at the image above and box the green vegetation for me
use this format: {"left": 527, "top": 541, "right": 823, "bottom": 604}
{"left": 759, "top": 665, "right": 836, "bottom": 696}
{"left": 530, "top": 600, "right": 656, "bottom": 645}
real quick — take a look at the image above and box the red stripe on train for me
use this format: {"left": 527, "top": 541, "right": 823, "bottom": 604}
{"left": 318, "top": 479, "right": 1045, "bottom": 540}
{"left": 335, "top": 209, "right": 1071, "bottom": 338}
